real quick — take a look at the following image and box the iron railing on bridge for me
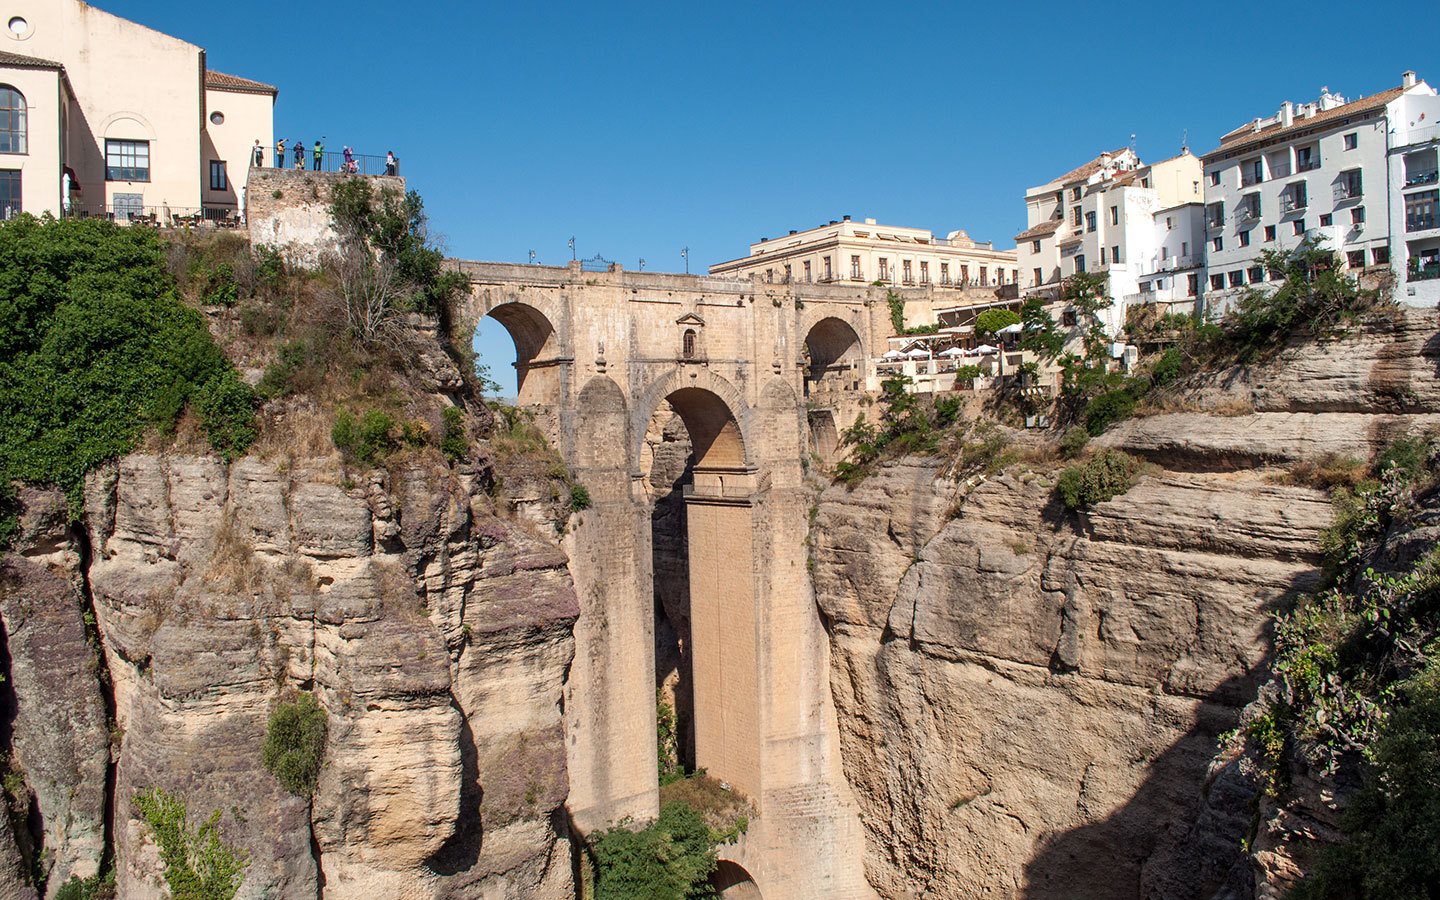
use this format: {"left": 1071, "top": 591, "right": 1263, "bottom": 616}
{"left": 256, "top": 150, "right": 399, "bottom": 176}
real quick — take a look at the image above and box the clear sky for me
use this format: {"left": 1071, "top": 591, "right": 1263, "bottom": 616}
{"left": 104, "top": 0, "right": 1440, "bottom": 398}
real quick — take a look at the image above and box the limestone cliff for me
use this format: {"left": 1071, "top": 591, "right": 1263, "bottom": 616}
{"left": 811, "top": 309, "right": 1440, "bottom": 899}
{"left": 0, "top": 450, "right": 577, "bottom": 899}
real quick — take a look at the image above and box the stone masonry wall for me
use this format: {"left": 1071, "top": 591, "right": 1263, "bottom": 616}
{"left": 245, "top": 168, "right": 406, "bottom": 267}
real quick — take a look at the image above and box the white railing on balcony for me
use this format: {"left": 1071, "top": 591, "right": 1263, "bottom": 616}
{"left": 1334, "top": 182, "right": 1363, "bottom": 202}
{"left": 1281, "top": 192, "right": 1308, "bottom": 213}
{"left": 1137, "top": 255, "right": 1201, "bottom": 275}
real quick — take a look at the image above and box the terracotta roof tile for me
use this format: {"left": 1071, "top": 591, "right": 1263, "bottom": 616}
{"left": 1014, "top": 220, "right": 1063, "bottom": 241}
{"left": 1204, "top": 86, "right": 1406, "bottom": 158}
{"left": 1055, "top": 148, "right": 1132, "bottom": 185}
{"left": 206, "top": 69, "right": 277, "bottom": 95}
{"left": 0, "top": 50, "right": 63, "bottom": 70}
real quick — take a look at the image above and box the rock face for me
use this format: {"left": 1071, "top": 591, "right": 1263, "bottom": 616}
{"left": 0, "top": 451, "right": 577, "bottom": 899}
{"left": 812, "top": 310, "right": 1440, "bottom": 899}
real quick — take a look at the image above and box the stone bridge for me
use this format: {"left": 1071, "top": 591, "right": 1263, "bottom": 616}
{"left": 451, "top": 260, "right": 991, "bottom": 897}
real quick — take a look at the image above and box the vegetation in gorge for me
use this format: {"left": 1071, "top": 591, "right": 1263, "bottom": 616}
{"left": 261, "top": 692, "right": 328, "bottom": 797}
{"left": 132, "top": 788, "right": 249, "bottom": 900}
{"left": 591, "top": 801, "right": 719, "bottom": 900}
{"left": 0, "top": 216, "right": 256, "bottom": 534}
{"left": 835, "top": 375, "right": 964, "bottom": 484}
{"left": 1231, "top": 430, "right": 1440, "bottom": 898}
{"left": 1055, "top": 449, "right": 1143, "bottom": 510}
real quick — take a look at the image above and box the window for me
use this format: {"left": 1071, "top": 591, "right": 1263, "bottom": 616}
{"left": 1296, "top": 145, "right": 1319, "bottom": 171}
{"left": 1206, "top": 201, "right": 1225, "bottom": 229}
{"left": 1210, "top": 273, "right": 1225, "bottom": 291}
{"left": 1319, "top": 213, "right": 1332, "bottom": 227}
{"left": 682, "top": 329, "right": 697, "bottom": 359}
{"left": 1166, "top": 216, "right": 1174, "bottom": 230}
{"left": 1031, "top": 240, "right": 1041, "bottom": 253}
{"left": 209, "top": 160, "right": 227, "bottom": 191}
{"left": 1032, "top": 267, "right": 1042, "bottom": 286}
{"left": 210, "top": 111, "right": 225, "bottom": 126}
{"left": 1062, "top": 309, "right": 1077, "bottom": 327}
{"left": 1405, "top": 190, "right": 1438, "bottom": 232}
{"left": 1187, "top": 273, "right": 1198, "bottom": 296}
{"left": 919, "top": 261, "right": 929, "bottom": 283}
{"left": 850, "top": 255, "right": 861, "bottom": 279}
{"left": 765, "top": 268, "right": 773, "bottom": 283}
{"left": 940, "top": 262, "right": 949, "bottom": 284}
{"left": 1281, "top": 181, "right": 1308, "bottom": 213}
{"left": 1139, "top": 281, "right": 1150, "bottom": 293}
{"left": 1181, "top": 241, "right": 1189, "bottom": 256}
{"left": 1072, "top": 186, "right": 1082, "bottom": 201}
{"left": 1294, "top": 219, "right": 1306, "bottom": 235}
{"left": 1075, "top": 255, "right": 1086, "bottom": 273}
{"left": 1109, "top": 205, "right": 1119, "bottom": 225}
{"left": 902, "top": 259, "right": 913, "bottom": 283}
{"left": 1238, "top": 231, "right": 1250, "bottom": 248}
{"left": 1241, "top": 158, "right": 1263, "bottom": 186}
{"left": 878, "top": 258, "right": 889, "bottom": 280}
{"left": 1085, "top": 211, "right": 1096, "bottom": 232}
{"left": 1346, "top": 250, "right": 1365, "bottom": 268}
{"left": 105, "top": 139, "right": 150, "bottom": 181}
{"left": 1209, "top": 170, "right": 1221, "bottom": 186}
{"left": 1100, "top": 247, "right": 1107, "bottom": 265}
{"left": 0, "top": 87, "right": 26, "bottom": 154}
{"left": 1343, "top": 132, "right": 1358, "bottom": 151}
{"left": 979, "top": 266, "right": 988, "bottom": 283}
{"left": 1264, "top": 225, "right": 1276, "bottom": 242}
{"left": 1248, "top": 266, "right": 1264, "bottom": 284}
{"left": 1212, "top": 236, "right": 1223, "bottom": 252}
{"left": 1071, "top": 207, "right": 1082, "bottom": 227}
{"left": 824, "top": 256, "right": 832, "bottom": 280}
{"left": 961, "top": 265, "right": 969, "bottom": 283}
{"left": 1228, "top": 270, "right": 1244, "bottom": 288}
{"left": 1352, "top": 207, "right": 1365, "bottom": 226}
{"left": 1111, "top": 245, "right": 1120, "bottom": 264}
{"left": 783, "top": 263, "right": 792, "bottom": 282}
{"left": 803, "top": 260, "right": 812, "bottom": 282}
{"left": 1012, "top": 269, "right": 1018, "bottom": 284}
{"left": 1373, "top": 247, "right": 1390, "bottom": 265}
{"left": 0, "top": 169, "right": 19, "bottom": 220}
{"left": 1336, "top": 169, "right": 1362, "bottom": 200}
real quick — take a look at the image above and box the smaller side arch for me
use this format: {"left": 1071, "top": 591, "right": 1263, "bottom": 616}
{"left": 711, "top": 860, "right": 764, "bottom": 898}
{"left": 802, "top": 316, "right": 864, "bottom": 395}
{"left": 478, "top": 299, "right": 562, "bottom": 407}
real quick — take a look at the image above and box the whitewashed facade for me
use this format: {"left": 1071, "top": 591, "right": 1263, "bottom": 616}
{"left": 1389, "top": 81, "right": 1440, "bottom": 307}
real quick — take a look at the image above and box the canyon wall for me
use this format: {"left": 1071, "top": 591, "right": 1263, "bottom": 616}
{"left": 0, "top": 449, "right": 577, "bottom": 899}
{"left": 810, "top": 309, "right": 1440, "bottom": 898}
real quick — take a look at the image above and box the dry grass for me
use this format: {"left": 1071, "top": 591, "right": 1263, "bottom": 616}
{"left": 204, "top": 509, "right": 265, "bottom": 595}
{"left": 1270, "top": 453, "right": 1370, "bottom": 492}
{"left": 659, "top": 772, "right": 753, "bottom": 837}
{"left": 1211, "top": 396, "right": 1257, "bottom": 417}
{"left": 250, "top": 403, "right": 340, "bottom": 466}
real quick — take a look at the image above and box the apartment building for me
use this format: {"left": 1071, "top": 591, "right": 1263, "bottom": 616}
{"left": 1200, "top": 72, "right": 1438, "bottom": 311}
{"left": 0, "top": 0, "right": 275, "bottom": 221}
{"left": 1017, "top": 147, "right": 1204, "bottom": 333}
{"left": 709, "top": 215, "right": 1019, "bottom": 289}
{"left": 1389, "top": 79, "right": 1440, "bottom": 306}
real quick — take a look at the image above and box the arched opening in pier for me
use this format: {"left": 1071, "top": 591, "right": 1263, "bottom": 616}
{"left": 472, "top": 301, "right": 559, "bottom": 405}
{"left": 802, "top": 316, "right": 863, "bottom": 397}
{"left": 642, "top": 385, "right": 752, "bottom": 792}
{"left": 711, "top": 860, "right": 763, "bottom": 898}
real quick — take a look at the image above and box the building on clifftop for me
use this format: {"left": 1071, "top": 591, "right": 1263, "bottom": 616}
{"left": 0, "top": 0, "right": 275, "bottom": 223}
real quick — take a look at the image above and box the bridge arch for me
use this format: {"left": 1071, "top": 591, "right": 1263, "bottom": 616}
{"left": 802, "top": 316, "right": 864, "bottom": 395}
{"left": 712, "top": 860, "right": 764, "bottom": 898}
{"left": 476, "top": 299, "right": 563, "bottom": 406}
{"left": 632, "top": 368, "right": 751, "bottom": 473}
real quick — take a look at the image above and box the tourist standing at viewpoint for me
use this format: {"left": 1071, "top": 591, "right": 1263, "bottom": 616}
{"left": 252, "top": 140, "right": 264, "bottom": 168}
{"left": 313, "top": 139, "right": 324, "bottom": 172}
{"left": 385, "top": 150, "right": 397, "bottom": 176}
{"left": 276, "top": 138, "right": 286, "bottom": 167}
{"left": 294, "top": 140, "right": 305, "bottom": 169}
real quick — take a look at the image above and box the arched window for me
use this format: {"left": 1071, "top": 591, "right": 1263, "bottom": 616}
{"left": 682, "top": 329, "right": 697, "bottom": 359}
{"left": 0, "top": 87, "right": 25, "bottom": 154}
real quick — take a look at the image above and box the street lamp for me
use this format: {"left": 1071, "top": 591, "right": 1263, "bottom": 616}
{"left": 681, "top": 246, "right": 689, "bottom": 274}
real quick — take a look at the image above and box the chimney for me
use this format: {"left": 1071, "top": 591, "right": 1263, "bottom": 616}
{"left": 1403, "top": 70, "right": 1418, "bottom": 88}
{"left": 1280, "top": 101, "right": 1294, "bottom": 128}
{"left": 842, "top": 214, "right": 851, "bottom": 221}
{"left": 864, "top": 217, "right": 876, "bottom": 225}
{"left": 789, "top": 229, "right": 797, "bottom": 235}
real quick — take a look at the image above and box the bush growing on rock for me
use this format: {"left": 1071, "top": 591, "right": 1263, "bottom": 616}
{"left": 132, "top": 787, "right": 248, "bottom": 900}
{"left": 1058, "top": 426, "right": 1089, "bottom": 459}
{"left": 261, "top": 692, "right": 328, "bottom": 797}
{"left": 1055, "top": 449, "right": 1143, "bottom": 510}
{"left": 591, "top": 801, "right": 718, "bottom": 900}
{"left": 331, "top": 409, "right": 398, "bottom": 465}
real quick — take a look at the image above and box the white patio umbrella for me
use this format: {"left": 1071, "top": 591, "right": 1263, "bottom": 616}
{"left": 997, "top": 322, "right": 1023, "bottom": 335}
{"left": 938, "top": 346, "right": 967, "bottom": 357}
{"left": 881, "top": 349, "right": 905, "bottom": 360}
{"left": 974, "top": 344, "right": 998, "bottom": 354}
{"left": 905, "top": 348, "right": 931, "bottom": 359}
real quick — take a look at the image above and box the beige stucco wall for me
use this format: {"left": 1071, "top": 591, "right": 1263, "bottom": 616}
{"left": 0, "top": 65, "right": 63, "bottom": 215}
{"left": 6, "top": 0, "right": 205, "bottom": 214}
{"left": 203, "top": 86, "right": 274, "bottom": 213}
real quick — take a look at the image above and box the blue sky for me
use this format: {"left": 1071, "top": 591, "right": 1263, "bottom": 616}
{"left": 105, "top": 0, "right": 1439, "bottom": 398}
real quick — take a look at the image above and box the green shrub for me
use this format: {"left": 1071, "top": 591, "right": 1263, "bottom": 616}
{"left": 132, "top": 787, "right": 248, "bottom": 900}
{"left": 974, "top": 308, "right": 1021, "bottom": 337}
{"left": 1374, "top": 433, "right": 1431, "bottom": 484}
{"left": 1083, "top": 388, "right": 1138, "bottom": 435}
{"left": 952, "top": 364, "right": 981, "bottom": 380}
{"left": 1150, "top": 347, "right": 1182, "bottom": 386}
{"left": 199, "top": 263, "right": 239, "bottom": 307}
{"left": 569, "top": 483, "right": 592, "bottom": 511}
{"left": 255, "top": 342, "right": 309, "bottom": 401}
{"left": 440, "top": 406, "right": 467, "bottom": 461}
{"left": 657, "top": 692, "right": 683, "bottom": 787}
{"left": 1056, "top": 449, "right": 1143, "bottom": 510}
{"left": 261, "top": 692, "right": 328, "bottom": 797}
{"left": 194, "top": 372, "right": 257, "bottom": 462}
{"left": 331, "top": 409, "right": 397, "bottom": 465}
{"left": 1059, "top": 426, "right": 1089, "bottom": 459}
{"left": 252, "top": 245, "right": 284, "bottom": 288}
{"left": 592, "top": 801, "right": 718, "bottom": 900}
{"left": 0, "top": 216, "right": 249, "bottom": 506}
{"left": 54, "top": 870, "right": 114, "bottom": 900}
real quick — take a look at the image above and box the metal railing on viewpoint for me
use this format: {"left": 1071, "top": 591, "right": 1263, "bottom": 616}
{"left": 258, "top": 151, "right": 400, "bottom": 176}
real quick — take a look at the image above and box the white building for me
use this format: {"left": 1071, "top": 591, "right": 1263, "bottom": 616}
{"left": 1016, "top": 147, "right": 1204, "bottom": 335}
{"left": 709, "top": 215, "right": 1018, "bottom": 289}
{"left": 1389, "top": 77, "right": 1440, "bottom": 307}
{"left": 1200, "top": 72, "right": 1438, "bottom": 312}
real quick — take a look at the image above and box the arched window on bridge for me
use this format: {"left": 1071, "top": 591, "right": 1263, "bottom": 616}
{"left": 682, "top": 329, "right": 697, "bottom": 360}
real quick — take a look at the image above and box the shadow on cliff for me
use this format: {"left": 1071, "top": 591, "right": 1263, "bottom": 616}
{"left": 1019, "top": 646, "right": 1293, "bottom": 899}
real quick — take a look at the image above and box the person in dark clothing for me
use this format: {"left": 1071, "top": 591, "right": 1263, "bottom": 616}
{"left": 313, "top": 140, "right": 324, "bottom": 172}
{"left": 384, "top": 151, "right": 397, "bottom": 176}
{"left": 294, "top": 140, "right": 305, "bottom": 169}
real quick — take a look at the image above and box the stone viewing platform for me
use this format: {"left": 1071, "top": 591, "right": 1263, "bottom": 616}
{"left": 244, "top": 167, "right": 406, "bottom": 266}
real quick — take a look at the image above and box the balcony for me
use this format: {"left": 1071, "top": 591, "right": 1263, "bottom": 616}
{"left": 1280, "top": 192, "right": 1308, "bottom": 214}
{"left": 1269, "top": 162, "right": 1292, "bottom": 179}
{"left": 1241, "top": 171, "right": 1264, "bottom": 187}
{"left": 1406, "top": 170, "right": 1440, "bottom": 188}
{"left": 1296, "top": 157, "right": 1321, "bottom": 172}
{"left": 1409, "top": 262, "right": 1440, "bottom": 281}
{"left": 1234, "top": 206, "right": 1260, "bottom": 228}
{"left": 1206, "top": 214, "right": 1225, "bottom": 230}
{"left": 1333, "top": 181, "right": 1363, "bottom": 202}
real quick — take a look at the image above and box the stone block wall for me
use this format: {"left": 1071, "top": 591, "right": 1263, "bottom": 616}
{"left": 245, "top": 168, "right": 406, "bottom": 267}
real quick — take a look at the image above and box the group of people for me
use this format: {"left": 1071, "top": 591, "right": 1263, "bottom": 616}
{"left": 250, "top": 139, "right": 398, "bottom": 176}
